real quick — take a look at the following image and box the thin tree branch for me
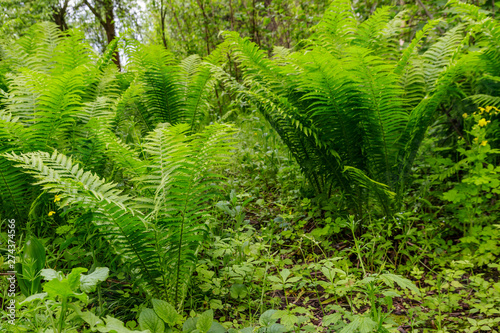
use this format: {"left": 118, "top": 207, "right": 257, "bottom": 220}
{"left": 415, "top": 0, "right": 444, "bottom": 33}
{"left": 83, "top": 0, "right": 106, "bottom": 27}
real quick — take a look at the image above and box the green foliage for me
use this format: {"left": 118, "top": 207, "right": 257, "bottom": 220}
{"left": 3, "top": 266, "right": 137, "bottom": 333}
{"left": 123, "top": 45, "right": 216, "bottom": 133}
{"left": 0, "top": 22, "right": 120, "bottom": 221}
{"left": 436, "top": 107, "right": 500, "bottom": 232}
{"left": 220, "top": 0, "right": 470, "bottom": 218}
{"left": 16, "top": 235, "right": 46, "bottom": 296}
{"left": 1, "top": 3, "right": 500, "bottom": 333}
{"left": 5, "top": 122, "right": 235, "bottom": 307}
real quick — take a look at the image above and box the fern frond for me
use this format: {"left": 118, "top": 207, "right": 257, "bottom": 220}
{"left": 6, "top": 68, "right": 47, "bottom": 121}
{"left": 29, "top": 68, "right": 85, "bottom": 149}
{"left": 423, "top": 25, "right": 465, "bottom": 92}
{"left": 52, "top": 28, "right": 94, "bottom": 75}
{"left": 0, "top": 156, "right": 31, "bottom": 219}
{"left": 394, "top": 19, "right": 440, "bottom": 76}
{"left": 137, "top": 123, "right": 236, "bottom": 306}
{"left": 114, "top": 82, "right": 154, "bottom": 134}
{"left": 399, "top": 58, "right": 426, "bottom": 110}
{"left": 130, "top": 45, "right": 185, "bottom": 126}
{"left": 446, "top": 0, "right": 490, "bottom": 21}
{"left": 4, "top": 150, "right": 163, "bottom": 296}
{"left": 294, "top": 49, "right": 362, "bottom": 170}
{"left": 223, "top": 31, "right": 279, "bottom": 84}
{"left": 313, "top": 0, "right": 357, "bottom": 47}
{"left": 0, "top": 111, "right": 33, "bottom": 219}
{"left": 12, "top": 22, "right": 63, "bottom": 73}
{"left": 179, "top": 55, "right": 215, "bottom": 131}
{"left": 354, "top": 7, "right": 394, "bottom": 51}
{"left": 348, "top": 48, "right": 406, "bottom": 186}
{"left": 98, "top": 38, "right": 120, "bottom": 71}
{"left": 0, "top": 110, "right": 33, "bottom": 151}
{"left": 344, "top": 166, "right": 395, "bottom": 215}
{"left": 467, "top": 94, "right": 500, "bottom": 107}
{"left": 396, "top": 61, "right": 462, "bottom": 196}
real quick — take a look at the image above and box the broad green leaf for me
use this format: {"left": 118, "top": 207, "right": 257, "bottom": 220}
{"left": 139, "top": 308, "right": 165, "bottom": 333}
{"left": 20, "top": 292, "right": 47, "bottom": 305}
{"left": 41, "top": 269, "right": 62, "bottom": 281}
{"left": 321, "top": 267, "right": 336, "bottom": 282}
{"left": 152, "top": 299, "right": 179, "bottom": 327}
{"left": 43, "top": 278, "right": 87, "bottom": 302}
{"left": 196, "top": 310, "right": 213, "bottom": 333}
{"left": 207, "top": 322, "right": 226, "bottom": 333}
{"left": 266, "top": 323, "right": 287, "bottom": 333}
{"left": 287, "top": 276, "right": 302, "bottom": 283}
{"left": 267, "top": 276, "right": 281, "bottom": 283}
{"left": 80, "top": 267, "right": 109, "bottom": 293}
{"left": 229, "top": 284, "right": 248, "bottom": 299}
{"left": 279, "top": 269, "right": 291, "bottom": 281}
{"left": 67, "top": 267, "right": 88, "bottom": 290}
{"left": 279, "top": 313, "right": 298, "bottom": 330}
{"left": 182, "top": 317, "right": 197, "bottom": 332}
{"left": 80, "top": 311, "right": 104, "bottom": 329}
{"left": 379, "top": 273, "right": 420, "bottom": 294}
{"left": 339, "top": 315, "right": 376, "bottom": 333}
{"left": 323, "top": 313, "right": 342, "bottom": 326}
{"left": 96, "top": 316, "right": 150, "bottom": 333}
{"left": 259, "top": 309, "right": 278, "bottom": 327}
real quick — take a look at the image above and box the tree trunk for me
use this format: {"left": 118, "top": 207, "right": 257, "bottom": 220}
{"left": 160, "top": 1, "right": 168, "bottom": 49}
{"left": 83, "top": 0, "right": 121, "bottom": 69}
{"left": 52, "top": 0, "right": 70, "bottom": 31}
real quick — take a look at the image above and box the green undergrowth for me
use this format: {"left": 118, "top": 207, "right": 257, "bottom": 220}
{"left": 3, "top": 113, "right": 498, "bottom": 333}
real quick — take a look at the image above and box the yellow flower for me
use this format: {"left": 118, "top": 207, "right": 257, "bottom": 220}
{"left": 462, "top": 113, "right": 468, "bottom": 119}
{"left": 48, "top": 211, "right": 56, "bottom": 216}
{"left": 473, "top": 137, "right": 478, "bottom": 142}
{"left": 54, "top": 195, "right": 61, "bottom": 202}
{"left": 480, "top": 141, "right": 488, "bottom": 146}
{"left": 484, "top": 106, "right": 499, "bottom": 114}
{"left": 478, "top": 118, "right": 488, "bottom": 127}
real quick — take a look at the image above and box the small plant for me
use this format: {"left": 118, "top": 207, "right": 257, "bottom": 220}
{"left": 3, "top": 266, "right": 148, "bottom": 333}
{"left": 441, "top": 106, "right": 500, "bottom": 233}
{"left": 16, "top": 235, "right": 46, "bottom": 296}
{"left": 138, "top": 299, "right": 227, "bottom": 333}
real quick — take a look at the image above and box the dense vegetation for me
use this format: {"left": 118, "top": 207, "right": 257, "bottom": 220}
{"left": 1, "top": 0, "right": 499, "bottom": 332}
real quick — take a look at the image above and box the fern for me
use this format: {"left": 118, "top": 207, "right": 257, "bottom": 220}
{"left": 0, "top": 155, "right": 31, "bottom": 220}
{"left": 423, "top": 25, "right": 465, "bottom": 92}
{"left": 4, "top": 149, "right": 159, "bottom": 296}
{"left": 0, "top": 22, "right": 123, "bottom": 222}
{"left": 222, "top": 1, "right": 467, "bottom": 216}
{"left": 4, "top": 123, "right": 235, "bottom": 307}
{"left": 181, "top": 56, "right": 214, "bottom": 131}
{"left": 447, "top": 1, "right": 500, "bottom": 109}
{"left": 130, "top": 45, "right": 185, "bottom": 126}
{"left": 29, "top": 68, "right": 85, "bottom": 150}
{"left": 0, "top": 111, "right": 33, "bottom": 219}
{"left": 354, "top": 6, "right": 394, "bottom": 52}
{"left": 136, "top": 123, "right": 235, "bottom": 305}
{"left": 394, "top": 19, "right": 440, "bottom": 76}
{"left": 312, "top": 0, "right": 357, "bottom": 50}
